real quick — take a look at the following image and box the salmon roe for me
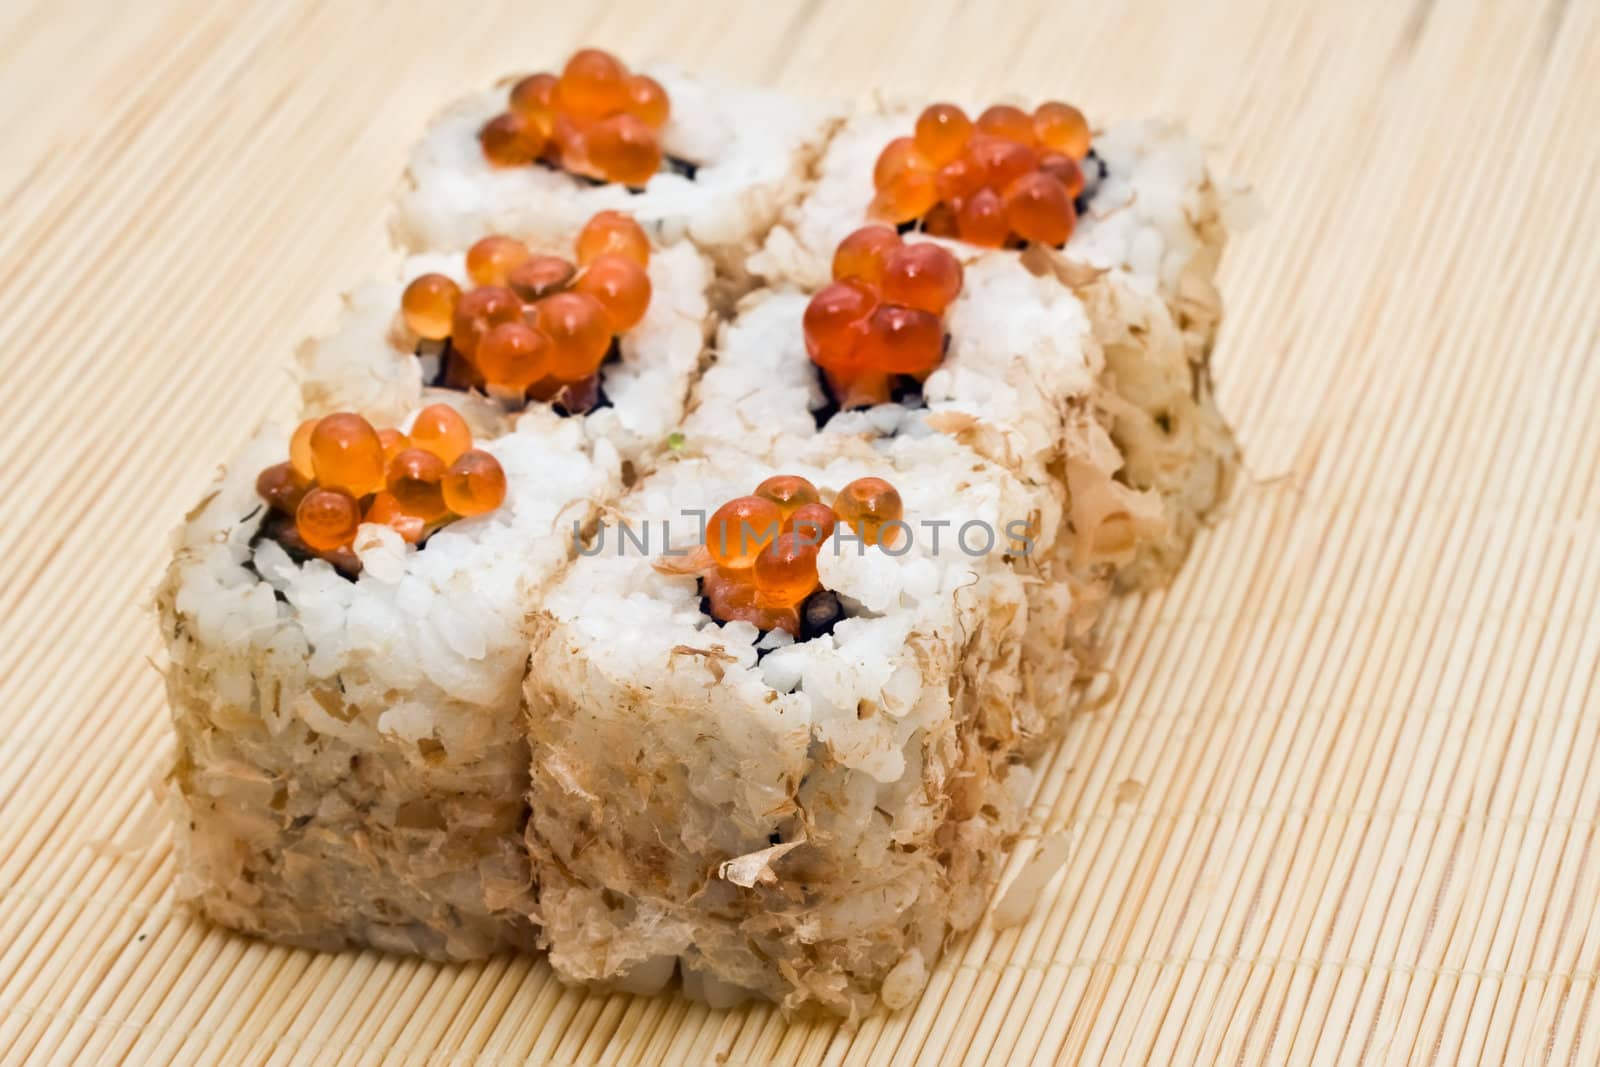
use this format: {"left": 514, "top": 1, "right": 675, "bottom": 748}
{"left": 914, "top": 103, "right": 974, "bottom": 167}
{"left": 476, "top": 321, "right": 551, "bottom": 392}
{"left": 310, "top": 412, "right": 387, "bottom": 496}
{"left": 401, "top": 274, "right": 461, "bottom": 340}
{"left": 706, "top": 496, "right": 782, "bottom": 570}
{"left": 537, "top": 291, "right": 614, "bottom": 382}
{"left": 258, "top": 409, "right": 507, "bottom": 571}
{"left": 550, "top": 114, "right": 592, "bottom": 175}
{"left": 831, "top": 225, "right": 901, "bottom": 286}
{"left": 466, "top": 235, "right": 531, "bottom": 287}
{"left": 880, "top": 241, "right": 965, "bottom": 315}
{"left": 703, "top": 568, "right": 759, "bottom": 625}
{"left": 256, "top": 462, "right": 309, "bottom": 516}
{"left": 576, "top": 210, "right": 651, "bottom": 267}
{"left": 297, "top": 488, "right": 361, "bottom": 553}
{"left": 1004, "top": 171, "right": 1076, "bottom": 246}
{"left": 624, "top": 74, "right": 670, "bottom": 127}
{"left": 479, "top": 112, "right": 544, "bottom": 167}
{"left": 802, "top": 279, "right": 874, "bottom": 373}
{"left": 441, "top": 449, "right": 508, "bottom": 517}
{"left": 859, "top": 304, "right": 943, "bottom": 375}
{"left": 869, "top": 169, "right": 939, "bottom": 225}
{"left": 754, "top": 533, "right": 822, "bottom": 611}
{"left": 967, "top": 135, "right": 1037, "bottom": 191}
{"left": 755, "top": 474, "right": 820, "bottom": 518}
{"left": 364, "top": 492, "right": 426, "bottom": 544}
{"left": 785, "top": 502, "right": 838, "bottom": 544}
{"left": 574, "top": 253, "right": 652, "bottom": 332}
{"left": 481, "top": 48, "right": 671, "bottom": 186}
{"left": 1032, "top": 101, "right": 1091, "bottom": 159}
{"left": 682, "top": 474, "right": 903, "bottom": 635}
{"left": 450, "top": 285, "right": 522, "bottom": 359}
{"left": 378, "top": 428, "right": 410, "bottom": 464}
{"left": 833, "top": 477, "right": 904, "bottom": 547}
{"left": 507, "top": 255, "right": 577, "bottom": 301}
{"left": 804, "top": 226, "right": 963, "bottom": 407}
{"left": 1038, "top": 152, "right": 1085, "bottom": 198}
{"left": 508, "top": 73, "right": 558, "bottom": 129}
{"left": 586, "top": 113, "right": 663, "bottom": 187}
{"left": 976, "top": 104, "right": 1036, "bottom": 146}
{"left": 408, "top": 403, "right": 472, "bottom": 465}
{"left": 558, "top": 49, "right": 630, "bottom": 120}
{"left": 957, "top": 187, "right": 1009, "bottom": 248}
{"left": 922, "top": 202, "right": 960, "bottom": 239}
{"left": 870, "top": 99, "right": 1092, "bottom": 249}
{"left": 397, "top": 211, "right": 651, "bottom": 406}
{"left": 873, "top": 137, "right": 930, "bottom": 188}
{"left": 386, "top": 448, "right": 450, "bottom": 522}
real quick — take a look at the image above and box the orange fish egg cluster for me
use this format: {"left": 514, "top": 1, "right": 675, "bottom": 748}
{"left": 398, "top": 212, "right": 652, "bottom": 408}
{"left": 258, "top": 405, "right": 506, "bottom": 569}
{"left": 479, "top": 48, "right": 670, "bottom": 186}
{"left": 803, "top": 226, "right": 963, "bottom": 409}
{"left": 871, "top": 100, "right": 1091, "bottom": 249}
{"left": 679, "top": 474, "right": 904, "bottom": 636}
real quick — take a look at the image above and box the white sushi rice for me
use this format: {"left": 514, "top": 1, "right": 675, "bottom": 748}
{"left": 524, "top": 436, "right": 1043, "bottom": 1017}
{"left": 297, "top": 239, "right": 712, "bottom": 472}
{"left": 392, "top": 66, "right": 839, "bottom": 296}
{"left": 160, "top": 410, "right": 618, "bottom": 960}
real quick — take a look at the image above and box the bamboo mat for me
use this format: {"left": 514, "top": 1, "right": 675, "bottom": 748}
{"left": 1, "top": 0, "right": 1597, "bottom": 1062}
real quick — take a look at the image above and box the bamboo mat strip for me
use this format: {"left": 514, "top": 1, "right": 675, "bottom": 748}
{"left": 0, "top": 0, "right": 1596, "bottom": 1062}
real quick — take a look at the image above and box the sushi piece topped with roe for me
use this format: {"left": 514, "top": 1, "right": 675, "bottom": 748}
{"left": 162, "top": 410, "right": 616, "bottom": 961}
{"left": 523, "top": 437, "right": 1048, "bottom": 1016}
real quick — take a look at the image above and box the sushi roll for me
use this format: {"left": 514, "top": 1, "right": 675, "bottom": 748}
{"left": 523, "top": 436, "right": 1044, "bottom": 1017}
{"left": 298, "top": 212, "right": 713, "bottom": 473}
{"left": 160, "top": 406, "right": 618, "bottom": 958}
{"left": 392, "top": 49, "right": 839, "bottom": 303}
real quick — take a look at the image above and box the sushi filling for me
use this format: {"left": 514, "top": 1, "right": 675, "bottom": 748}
{"left": 803, "top": 227, "right": 963, "bottom": 411}
{"left": 398, "top": 212, "right": 653, "bottom": 417}
{"left": 657, "top": 474, "right": 902, "bottom": 638}
{"left": 869, "top": 101, "right": 1101, "bottom": 249}
{"left": 255, "top": 405, "right": 506, "bottom": 576}
{"left": 477, "top": 48, "right": 698, "bottom": 190}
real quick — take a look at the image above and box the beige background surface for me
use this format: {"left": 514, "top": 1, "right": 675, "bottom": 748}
{"left": 2, "top": 0, "right": 1598, "bottom": 1062}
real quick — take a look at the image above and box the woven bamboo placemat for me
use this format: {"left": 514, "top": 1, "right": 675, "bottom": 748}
{"left": 2, "top": 0, "right": 1597, "bottom": 1062}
